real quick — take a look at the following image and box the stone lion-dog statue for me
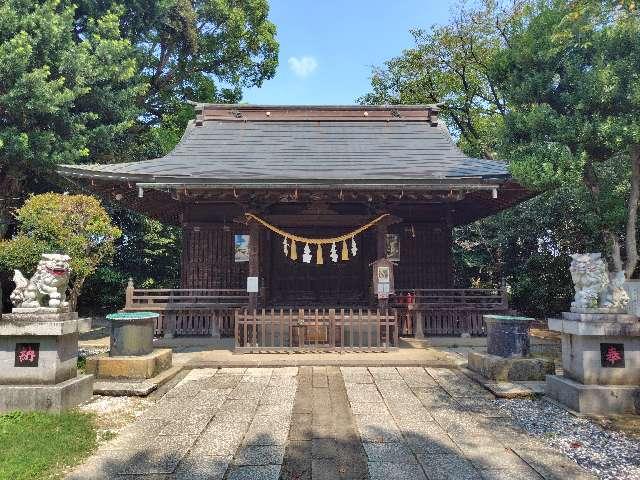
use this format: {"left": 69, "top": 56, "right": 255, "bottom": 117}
{"left": 10, "top": 253, "right": 71, "bottom": 310}
{"left": 569, "top": 253, "right": 608, "bottom": 309}
{"left": 569, "top": 253, "right": 629, "bottom": 310}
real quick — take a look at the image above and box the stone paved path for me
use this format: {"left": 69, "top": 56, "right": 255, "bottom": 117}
{"left": 68, "top": 367, "right": 597, "bottom": 480}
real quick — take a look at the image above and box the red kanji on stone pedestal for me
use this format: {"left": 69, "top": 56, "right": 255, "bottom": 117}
{"left": 605, "top": 345, "right": 622, "bottom": 365}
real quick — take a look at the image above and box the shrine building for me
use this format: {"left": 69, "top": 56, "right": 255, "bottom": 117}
{"left": 59, "top": 104, "right": 529, "bottom": 350}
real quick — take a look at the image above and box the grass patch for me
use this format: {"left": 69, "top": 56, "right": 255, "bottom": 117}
{"left": 0, "top": 410, "right": 97, "bottom": 480}
{"left": 77, "top": 355, "right": 86, "bottom": 373}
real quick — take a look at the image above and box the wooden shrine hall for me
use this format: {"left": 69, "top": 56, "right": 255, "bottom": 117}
{"left": 59, "top": 104, "right": 529, "bottom": 351}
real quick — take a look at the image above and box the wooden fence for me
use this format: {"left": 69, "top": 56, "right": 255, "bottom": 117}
{"left": 122, "top": 280, "right": 506, "bottom": 339}
{"left": 123, "top": 279, "right": 248, "bottom": 337}
{"left": 235, "top": 308, "right": 398, "bottom": 353}
{"left": 393, "top": 288, "right": 509, "bottom": 337}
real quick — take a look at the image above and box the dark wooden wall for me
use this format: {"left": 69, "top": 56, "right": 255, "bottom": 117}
{"left": 180, "top": 204, "right": 453, "bottom": 304}
{"left": 181, "top": 223, "right": 452, "bottom": 303}
{"left": 391, "top": 222, "right": 453, "bottom": 290}
{"left": 180, "top": 224, "right": 247, "bottom": 289}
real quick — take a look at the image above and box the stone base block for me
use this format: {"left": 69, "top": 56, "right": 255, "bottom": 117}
{"left": 0, "top": 317, "right": 91, "bottom": 336}
{"left": 468, "top": 351, "right": 555, "bottom": 381}
{"left": 0, "top": 331, "right": 85, "bottom": 385}
{"left": 85, "top": 349, "right": 172, "bottom": 380}
{"left": 0, "top": 374, "right": 94, "bottom": 413}
{"left": 562, "top": 311, "right": 636, "bottom": 323}
{"left": 3, "top": 311, "right": 79, "bottom": 322}
{"left": 546, "top": 374, "right": 640, "bottom": 415}
{"left": 93, "top": 365, "right": 181, "bottom": 396}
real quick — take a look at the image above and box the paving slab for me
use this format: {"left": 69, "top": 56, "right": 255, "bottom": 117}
{"left": 345, "top": 384, "right": 383, "bottom": 403}
{"left": 460, "top": 446, "right": 530, "bottom": 471}
{"left": 311, "top": 459, "right": 339, "bottom": 480}
{"left": 175, "top": 454, "right": 230, "bottom": 480}
{"left": 368, "top": 462, "right": 427, "bottom": 480}
{"left": 416, "top": 453, "right": 481, "bottom": 480}
{"left": 311, "top": 438, "right": 337, "bottom": 459}
{"left": 512, "top": 446, "right": 598, "bottom": 480}
{"left": 227, "top": 464, "right": 281, "bottom": 480}
{"left": 397, "top": 366, "right": 439, "bottom": 387}
{"left": 67, "top": 365, "right": 598, "bottom": 480}
{"left": 368, "top": 367, "right": 402, "bottom": 381}
{"left": 362, "top": 441, "right": 416, "bottom": 464}
{"left": 233, "top": 445, "right": 286, "bottom": 466}
{"left": 349, "top": 402, "right": 390, "bottom": 415}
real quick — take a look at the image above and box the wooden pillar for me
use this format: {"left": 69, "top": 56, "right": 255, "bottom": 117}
{"left": 248, "top": 221, "right": 260, "bottom": 311}
{"left": 124, "top": 277, "right": 134, "bottom": 309}
{"left": 414, "top": 309, "right": 424, "bottom": 339}
{"left": 376, "top": 223, "right": 389, "bottom": 310}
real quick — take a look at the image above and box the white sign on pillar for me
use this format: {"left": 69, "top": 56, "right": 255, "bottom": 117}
{"left": 247, "top": 276, "right": 259, "bottom": 293}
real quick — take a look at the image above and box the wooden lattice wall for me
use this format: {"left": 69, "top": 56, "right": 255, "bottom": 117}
{"left": 391, "top": 222, "right": 453, "bottom": 290}
{"left": 180, "top": 218, "right": 453, "bottom": 302}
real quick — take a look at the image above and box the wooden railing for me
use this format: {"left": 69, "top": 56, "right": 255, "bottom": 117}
{"left": 121, "top": 281, "right": 507, "bottom": 339}
{"left": 123, "top": 279, "right": 248, "bottom": 337}
{"left": 235, "top": 308, "right": 398, "bottom": 353}
{"left": 392, "top": 288, "right": 509, "bottom": 337}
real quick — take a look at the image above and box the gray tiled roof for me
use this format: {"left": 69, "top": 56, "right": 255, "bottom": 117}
{"left": 59, "top": 117, "right": 509, "bottom": 184}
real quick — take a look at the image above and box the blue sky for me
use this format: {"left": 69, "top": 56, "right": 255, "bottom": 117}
{"left": 243, "top": 1, "right": 453, "bottom": 105}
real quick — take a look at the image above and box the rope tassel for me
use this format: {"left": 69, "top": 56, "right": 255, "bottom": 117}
{"left": 290, "top": 239, "right": 297, "bottom": 260}
{"left": 341, "top": 240, "right": 349, "bottom": 261}
{"left": 316, "top": 244, "right": 323, "bottom": 264}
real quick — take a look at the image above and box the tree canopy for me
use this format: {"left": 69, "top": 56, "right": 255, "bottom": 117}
{"left": 495, "top": 0, "right": 640, "bottom": 276}
{"left": 362, "top": 0, "right": 640, "bottom": 314}
{"left": 0, "top": 193, "right": 121, "bottom": 311}
{"left": 0, "top": 0, "right": 279, "bottom": 309}
{"left": 0, "top": 0, "right": 144, "bottom": 237}
{"left": 0, "top": 0, "right": 279, "bottom": 234}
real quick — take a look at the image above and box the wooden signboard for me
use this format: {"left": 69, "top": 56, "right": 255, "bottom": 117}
{"left": 372, "top": 258, "right": 395, "bottom": 299}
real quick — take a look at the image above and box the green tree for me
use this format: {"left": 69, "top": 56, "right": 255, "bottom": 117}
{"left": 79, "top": 208, "right": 181, "bottom": 314}
{"left": 360, "top": 0, "right": 522, "bottom": 158}
{"left": 454, "top": 187, "right": 603, "bottom": 315}
{"left": 0, "top": 0, "right": 145, "bottom": 237}
{"left": 362, "top": 0, "right": 640, "bottom": 315}
{"left": 76, "top": 0, "right": 279, "bottom": 126}
{"left": 0, "top": 193, "right": 121, "bottom": 311}
{"left": 495, "top": 0, "right": 640, "bottom": 277}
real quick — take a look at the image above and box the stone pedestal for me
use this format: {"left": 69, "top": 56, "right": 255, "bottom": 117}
{"left": 108, "top": 313, "right": 156, "bottom": 356}
{"left": 88, "top": 312, "right": 176, "bottom": 396}
{"left": 485, "top": 315, "right": 535, "bottom": 357}
{"left": 0, "top": 312, "right": 94, "bottom": 413}
{"left": 468, "top": 352, "right": 554, "bottom": 381}
{"left": 469, "top": 315, "right": 554, "bottom": 381}
{"left": 546, "top": 311, "right": 640, "bottom": 415}
{"left": 86, "top": 349, "right": 172, "bottom": 380}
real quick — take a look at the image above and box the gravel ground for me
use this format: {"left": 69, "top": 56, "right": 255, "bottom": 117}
{"left": 78, "top": 346, "right": 109, "bottom": 358}
{"left": 496, "top": 398, "right": 640, "bottom": 480}
{"left": 80, "top": 395, "right": 154, "bottom": 439}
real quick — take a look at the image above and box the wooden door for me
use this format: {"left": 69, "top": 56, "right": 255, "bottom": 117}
{"left": 268, "top": 228, "right": 374, "bottom": 307}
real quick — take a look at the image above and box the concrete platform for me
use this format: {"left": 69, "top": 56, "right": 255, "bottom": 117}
{"left": 92, "top": 365, "right": 181, "bottom": 396}
{"left": 85, "top": 348, "right": 172, "bottom": 380}
{"left": 546, "top": 374, "right": 640, "bottom": 415}
{"left": 0, "top": 374, "right": 93, "bottom": 413}
{"left": 468, "top": 351, "right": 555, "bottom": 381}
{"left": 461, "top": 367, "right": 545, "bottom": 398}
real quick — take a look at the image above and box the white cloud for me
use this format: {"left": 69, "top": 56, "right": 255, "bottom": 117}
{"left": 288, "top": 56, "right": 318, "bottom": 78}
